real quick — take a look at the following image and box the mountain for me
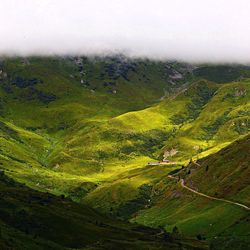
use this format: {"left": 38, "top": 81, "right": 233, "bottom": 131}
{"left": 0, "top": 57, "right": 193, "bottom": 196}
{"left": 0, "top": 56, "right": 249, "bottom": 249}
{"left": 133, "top": 134, "right": 250, "bottom": 250}
{"left": 83, "top": 79, "right": 250, "bottom": 215}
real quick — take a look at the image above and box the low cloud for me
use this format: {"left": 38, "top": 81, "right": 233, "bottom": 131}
{"left": 0, "top": 0, "right": 250, "bottom": 63}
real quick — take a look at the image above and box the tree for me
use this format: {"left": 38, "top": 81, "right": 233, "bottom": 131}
{"left": 171, "top": 226, "right": 181, "bottom": 240}
{"left": 172, "top": 226, "right": 179, "bottom": 234}
{"left": 196, "top": 234, "right": 206, "bottom": 240}
{"left": 197, "top": 234, "right": 202, "bottom": 240}
{"left": 157, "top": 226, "right": 171, "bottom": 242}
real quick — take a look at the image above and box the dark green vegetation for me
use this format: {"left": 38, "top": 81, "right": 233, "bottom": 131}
{"left": 0, "top": 57, "right": 249, "bottom": 249}
{"left": 134, "top": 135, "right": 250, "bottom": 250}
{"left": 0, "top": 171, "right": 207, "bottom": 250}
{"left": 193, "top": 65, "right": 250, "bottom": 83}
{"left": 184, "top": 134, "right": 250, "bottom": 205}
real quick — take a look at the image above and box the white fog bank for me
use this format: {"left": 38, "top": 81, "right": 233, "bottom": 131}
{"left": 0, "top": 0, "right": 250, "bottom": 63}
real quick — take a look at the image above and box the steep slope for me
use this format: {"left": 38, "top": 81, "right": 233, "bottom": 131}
{"left": 83, "top": 79, "right": 249, "bottom": 214}
{"left": 1, "top": 59, "right": 249, "bottom": 213}
{"left": 0, "top": 58, "right": 249, "bottom": 249}
{"left": 0, "top": 57, "right": 192, "bottom": 195}
{"left": 0, "top": 56, "right": 190, "bottom": 127}
{"left": 161, "top": 79, "right": 250, "bottom": 162}
{"left": 133, "top": 135, "right": 250, "bottom": 250}
{"left": 0, "top": 171, "right": 208, "bottom": 250}
{"left": 193, "top": 65, "right": 250, "bottom": 83}
{"left": 180, "top": 134, "right": 250, "bottom": 206}
{"left": 72, "top": 79, "right": 249, "bottom": 170}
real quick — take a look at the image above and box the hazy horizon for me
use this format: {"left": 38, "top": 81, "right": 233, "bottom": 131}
{"left": 1, "top": 0, "right": 250, "bottom": 63}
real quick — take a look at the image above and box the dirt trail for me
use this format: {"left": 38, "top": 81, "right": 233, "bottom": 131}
{"left": 167, "top": 175, "right": 250, "bottom": 211}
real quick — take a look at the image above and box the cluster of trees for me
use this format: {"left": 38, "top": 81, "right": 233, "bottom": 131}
{"left": 159, "top": 225, "right": 206, "bottom": 243}
{"left": 158, "top": 225, "right": 181, "bottom": 242}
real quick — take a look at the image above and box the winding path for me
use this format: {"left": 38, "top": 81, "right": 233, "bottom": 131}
{"left": 167, "top": 175, "right": 250, "bottom": 211}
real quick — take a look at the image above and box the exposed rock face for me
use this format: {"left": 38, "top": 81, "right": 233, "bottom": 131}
{"left": 163, "top": 148, "right": 178, "bottom": 160}
{"left": 234, "top": 88, "right": 246, "bottom": 97}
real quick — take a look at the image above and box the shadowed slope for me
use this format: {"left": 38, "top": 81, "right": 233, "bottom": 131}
{"left": 0, "top": 171, "right": 207, "bottom": 250}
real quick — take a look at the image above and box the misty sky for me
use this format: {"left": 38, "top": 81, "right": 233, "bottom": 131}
{"left": 0, "top": 0, "right": 250, "bottom": 63}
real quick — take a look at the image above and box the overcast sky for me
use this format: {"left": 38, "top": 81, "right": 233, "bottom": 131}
{"left": 0, "top": 0, "right": 250, "bottom": 63}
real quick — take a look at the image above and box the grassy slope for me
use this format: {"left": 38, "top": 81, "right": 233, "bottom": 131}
{"left": 1, "top": 172, "right": 208, "bottom": 250}
{"left": 133, "top": 135, "right": 250, "bottom": 250}
{"left": 184, "top": 134, "right": 250, "bottom": 205}
{"left": 0, "top": 57, "right": 189, "bottom": 194}
{"left": 0, "top": 58, "right": 249, "bottom": 249}
{"left": 1, "top": 58, "right": 249, "bottom": 212}
{"left": 83, "top": 79, "right": 249, "bottom": 214}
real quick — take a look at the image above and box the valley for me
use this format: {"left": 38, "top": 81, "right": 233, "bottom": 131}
{"left": 0, "top": 56, "right": 249, "bottom": 249}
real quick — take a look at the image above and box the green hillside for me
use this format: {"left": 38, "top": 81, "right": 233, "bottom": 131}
{"left": 182, "top": 134, "right": 250, "bottom": 206}
{"left": 0, "top": 57, "right": 249, "bottom": 249}
{"left": 1, "top": 171, "right": 209, "bottom": 250}
{"left": 83, "top": 79, "right": 249, "bottom": 215}
{"left": 0, "top": 57, "right": 193, "bottom": 196}
{"left": 133, "top": 135, "right": 250, "bottom": 250}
